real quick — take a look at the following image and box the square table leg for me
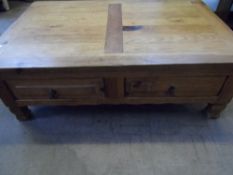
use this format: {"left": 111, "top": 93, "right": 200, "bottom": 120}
{"left": 2, "top": 0, "right": 10, "bottom": 10}
{"left": 0, "top": 81, "right": 32, "bottom": 121}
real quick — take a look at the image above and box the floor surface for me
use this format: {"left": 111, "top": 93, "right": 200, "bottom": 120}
{"left": 1, "top": 1, "right": 233, "bottom": 175}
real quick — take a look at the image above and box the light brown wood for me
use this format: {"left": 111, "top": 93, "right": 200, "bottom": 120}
{"left": 0, "top": 1, "right": 233, "bottom": 68}
{"left": 16, "top": 96, "right": 218, "bottom": 107}
{"left": 7, "top": 79, "right": 104, "bottom": 100}
{"left": 125, "top": 76, "right": 226, "bottom": 97}
{"left": 0, "top": 0, "right": 233, "bottom": 120}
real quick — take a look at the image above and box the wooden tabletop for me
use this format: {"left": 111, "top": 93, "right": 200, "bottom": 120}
{"left": 0, "top": 0, "right": 233, "bottom": 69}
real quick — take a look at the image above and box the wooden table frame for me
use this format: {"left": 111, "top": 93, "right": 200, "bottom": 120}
{"left": 0, "top": 1, "right": 233, "bottom": 121}
{"left": 1, "top": 65, "right": 233, "bottom": 120}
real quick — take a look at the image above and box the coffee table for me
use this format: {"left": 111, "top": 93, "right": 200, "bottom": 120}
{"left": 0, "top": 0, "right": 233, "bottom": 120}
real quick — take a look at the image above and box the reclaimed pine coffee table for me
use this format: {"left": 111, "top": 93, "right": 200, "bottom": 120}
{"left": 0, "top": 1, "right": 233, "bottom": 120}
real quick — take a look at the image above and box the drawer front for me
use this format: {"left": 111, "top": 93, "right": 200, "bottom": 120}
{"left": 125, "top": 76, "right": 226, "bottom": 97}
{"left": 7, "top": 78, "right": 104, "bottom": 100}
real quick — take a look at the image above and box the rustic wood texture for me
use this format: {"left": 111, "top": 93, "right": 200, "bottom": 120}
{"left": 207, "top": 76, "right": 233, "bottom": 118}
{"left": 0, "top": 1, "right": 232, "bottom": 68}
{"left": 105, "top": 4, "right": 123, "bottom": 53}
{"left": 0, "top": 81, "right": 31, "bottom": 120}
{"left": 125, "top": 76, "right": 226, "bottom": 97}
{"left": 15, "top": 96, "right": 218, "bottom": 107}
{"left": 216, "top": 76, "right": 233, "bottom": 104}
{"left": 0, "top": 1, "right": 233, "bottom": 120}
{"left": 104, "top": 77, "right": 124, "bottom": 98}
{"left": 7, "top": 78, "right": 104, "bottom": 100}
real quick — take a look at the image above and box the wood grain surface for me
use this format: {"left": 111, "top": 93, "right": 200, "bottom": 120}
{"left": 0, "top": 0, "right": 233, "bottom": 120}
{"left": 105, "top": 4, "right": 123, "bottom": 53}
{"left": 0, "top": 0, "right": 232, "bottom": 68}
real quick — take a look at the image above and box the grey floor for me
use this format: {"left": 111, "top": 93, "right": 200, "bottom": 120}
{"left": 1, "top": 1, "right": 233, "bottom": 175}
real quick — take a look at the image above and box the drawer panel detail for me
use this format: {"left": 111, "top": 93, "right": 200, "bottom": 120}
{"left": 7, "top": 79, "right": 104, "bottom": 100}
{"left": 125, "top": 77, "right": 226, "bottom": 97}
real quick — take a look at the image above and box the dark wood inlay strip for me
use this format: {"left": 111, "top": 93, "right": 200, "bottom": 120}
{"left": 105, "top": 4, "right": 123, "bottom": 53}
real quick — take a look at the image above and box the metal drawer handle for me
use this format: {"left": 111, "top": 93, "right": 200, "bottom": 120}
{"left": 49, "top": 89, "right": 58, "bottom": 99}
{"left": 167, "top": 86, "right": 176, "bottom": 96}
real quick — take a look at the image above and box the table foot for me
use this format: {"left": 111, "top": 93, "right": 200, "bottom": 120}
{"left": 206, "top": 103, "right": 226, "bottom": 119}
{"left": 9, "top": 106, "right": 32, "bottom": 121}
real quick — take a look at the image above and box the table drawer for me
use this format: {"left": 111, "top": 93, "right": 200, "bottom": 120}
{"left": 7, "top": 78, "right": 104, "bottom": 100}
{"left": 125, "top": 76, "right": 226, "bottom": 97}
